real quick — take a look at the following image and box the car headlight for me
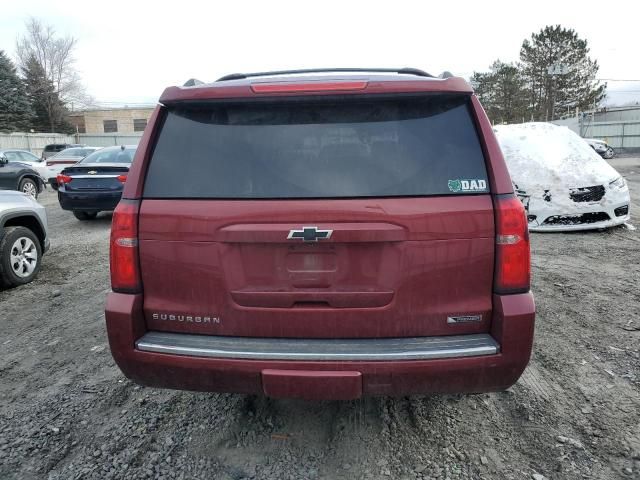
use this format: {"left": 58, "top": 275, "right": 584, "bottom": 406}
{"left": 609, "top": 177, "right": 626, "bottom": 189}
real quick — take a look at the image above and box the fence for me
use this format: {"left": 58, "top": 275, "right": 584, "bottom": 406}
{"left": 0, "top": 132, "right": 143, "bottom": 157}
{"left": 553, "top": 108, "right": 640, "bottom": 151}
{"left": 578, "top": 121, "right": 640, "bottom": 149}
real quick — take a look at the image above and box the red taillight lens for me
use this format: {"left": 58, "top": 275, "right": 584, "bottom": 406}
{"left": 251, "top": 81, "right": 368, "bottom": 94}
{"left": 110, "top": 200, "right": 141, "bottom": 293}
{"left": 56, "top": 174, "right": 72, "bottom": 185}
{"left": 117, "top": 175, "right": 127, "bottom": 183}
{"left": 494, "top": 194, "right": 530, "bottom": 294}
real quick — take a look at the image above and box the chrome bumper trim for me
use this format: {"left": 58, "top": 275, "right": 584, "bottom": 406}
{"left": 136, "top": 332, "right": 499, "bottom": 361}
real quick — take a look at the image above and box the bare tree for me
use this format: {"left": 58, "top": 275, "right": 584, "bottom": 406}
{"left": 16, "top": 17, "right": 94, "bottom": 110}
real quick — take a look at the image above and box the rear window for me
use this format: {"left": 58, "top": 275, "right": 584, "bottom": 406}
{"left": 80, "top": 147, "right": 135, "bottom": 164}
{"left": 45, "top": 144, "right": 67, "bottom": 152}
{"left": 144, "top": 95, "right": 489, "bottom": 199}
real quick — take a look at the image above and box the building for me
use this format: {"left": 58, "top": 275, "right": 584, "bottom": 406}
{"left": 68, "top": 107, "right": 155, "bottom": 134}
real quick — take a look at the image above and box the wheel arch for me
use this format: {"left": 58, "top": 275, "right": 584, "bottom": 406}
{"left": 17, "top": 173, "right": 44, "bottom": 193}
{"left": 0, "top": 213, "right": 46, "bottom": 250}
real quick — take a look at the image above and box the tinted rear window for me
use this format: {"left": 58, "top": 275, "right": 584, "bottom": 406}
{"left": 144, "top": 95, "right": 489, "bottom": 199}
{"left": 45, "top": 144, "right": 68, "bottom": 152}
{"left": 80, "top": 148, "right": 135, "bottom": 164}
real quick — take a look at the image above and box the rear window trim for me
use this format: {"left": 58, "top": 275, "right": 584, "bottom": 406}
{"left": 160, "top": 91, "right": 474, "bottom": 108}
{"left": 142, "top": 192, "right": 492, "bottom": 201}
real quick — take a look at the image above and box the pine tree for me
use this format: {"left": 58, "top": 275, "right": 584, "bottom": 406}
{"left": 0, "top": 50, "right": 34, "bottom": 132}
{"left": 22, "top": 55, "right": 73, "bottom": 133}
{"left": 471, "top": 60, "right": 530, "bottom": 124}
{"left": 520, "top": 25, "right": 606, "bottom": 120}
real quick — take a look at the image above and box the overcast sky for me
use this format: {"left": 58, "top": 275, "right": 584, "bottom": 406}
{"left": 1, "top": 0, "right": 639, "bottom": 106}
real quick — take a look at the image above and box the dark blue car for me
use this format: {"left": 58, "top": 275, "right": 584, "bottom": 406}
{"left": 57, "top": 145, "right": 136, "bottom": 220}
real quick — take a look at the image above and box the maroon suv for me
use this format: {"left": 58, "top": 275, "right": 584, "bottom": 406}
{"left": 105, "top": 68, "right": 534, "bottom": 400}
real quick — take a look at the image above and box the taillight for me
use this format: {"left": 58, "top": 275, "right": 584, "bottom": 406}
{"left": 110, "top": 199, "right": 141, "bottom": 293}
{"left": 494, "top": 194, "right": 530, "bottom": 294}
{"left": 57, "top": 174, "right": 72, "bottom": 185}
{"left": 117, "top": 175, "right": 127, "bottom": 183}
{"left": 251, "top": 81, "right": 368, "bottom": 94}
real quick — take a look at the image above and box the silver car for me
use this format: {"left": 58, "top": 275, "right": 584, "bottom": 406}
{"left": 0, "top": 190, "right": 49, "bottom": 287}
{"left": 585, "top": 138, "right": 615, "bottom": 159}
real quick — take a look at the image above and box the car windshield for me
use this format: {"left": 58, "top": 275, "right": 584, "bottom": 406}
{"left": 79, "top": 147, "right": 135, "bottom": 164}
{"left": 53, "top": 148, "right": 95, "bottom": 158}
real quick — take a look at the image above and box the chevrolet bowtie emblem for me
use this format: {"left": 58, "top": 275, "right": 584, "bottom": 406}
{"left": 287, "top": 226, "right": 333, "bottom": 242}
{"left": 87, "top": 170, "right": 97, "bottom": 174}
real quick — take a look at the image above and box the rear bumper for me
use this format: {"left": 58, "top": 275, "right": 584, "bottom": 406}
{"left": 105, "top": 292, "right": 535, "bottom": 399}
{"left": 58, "top": 190, "right": 122, "bottom": 212}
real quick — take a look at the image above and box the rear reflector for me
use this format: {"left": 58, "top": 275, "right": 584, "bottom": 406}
{"left": 110, "top": 199, "right": 141, "bottom": 293}
{"left": 117, "top": 175, "right": 127, "bottom": 183}
{"left": 494, "top": 194, "right": 530, "bottom": 294}
{"left": 251, "top": 81, "right": 368, "bottom": 94}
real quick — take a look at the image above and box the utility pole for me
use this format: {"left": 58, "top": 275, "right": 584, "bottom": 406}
{"left": 548, "top": 64, "right": 570, "bottom": 121}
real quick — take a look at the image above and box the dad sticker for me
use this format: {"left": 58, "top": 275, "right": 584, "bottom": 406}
{"left": 448, "top": 179, "right": 488, "bottom": 193}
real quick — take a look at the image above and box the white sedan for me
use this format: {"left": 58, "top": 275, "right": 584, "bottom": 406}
{"left": 495, "top": 123, "right": 630, "bottom": 232}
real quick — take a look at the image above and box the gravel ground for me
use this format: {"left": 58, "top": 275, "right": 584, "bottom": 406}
{"left": 1, "top": 158, "right": 639, "bottom": 480}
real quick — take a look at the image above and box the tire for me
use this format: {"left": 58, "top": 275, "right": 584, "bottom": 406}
{"left": 19, "top": 178, "right": 39, "bottom": 199}
{"left": 604, "top": 147, "right": 615, "bottom": 159}
{"left": 73, "top": 211, "right": 98, "bottom": 221}
{"left": 0, "top": 226, "right": 43, "bottom": 288}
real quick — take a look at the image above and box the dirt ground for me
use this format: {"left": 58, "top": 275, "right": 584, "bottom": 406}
{"left": 1, "top": 159, "right": 639, "bottom": 480}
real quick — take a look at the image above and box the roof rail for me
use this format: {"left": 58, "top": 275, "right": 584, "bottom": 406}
{"left": 216, "top": 68, "right": 433, "bottom": 82}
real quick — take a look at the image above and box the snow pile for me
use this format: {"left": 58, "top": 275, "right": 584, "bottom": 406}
{"left": 494, "top": 122, "right": 620, "bottom": 196}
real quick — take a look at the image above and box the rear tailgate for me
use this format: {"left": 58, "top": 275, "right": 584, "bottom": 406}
{"left": 62, "top": 164, "right": 128, "bottom": 191}
{"left": 138, "top": 93, "right": 495, "bottom": 339}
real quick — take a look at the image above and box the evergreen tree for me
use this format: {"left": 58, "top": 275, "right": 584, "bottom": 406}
{"left": 22, "top": 55, "right": 73, "bottom": 133}
{"left": 0, "top": 50, "right": 34, "bottom": 132}
{"left": 520, "top": 25, "right": 606, "bottom": 120}
{"left": 471, "top": 60, "right": 530, "bottom": 124}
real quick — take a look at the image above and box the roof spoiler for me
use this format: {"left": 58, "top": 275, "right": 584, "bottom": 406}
{"left": 216, "top": 68, "right": 435, "bottom": 82}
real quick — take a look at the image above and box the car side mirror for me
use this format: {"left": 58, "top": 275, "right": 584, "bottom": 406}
{"left": 0, "top": 155, "right": 7, "bottom": 165}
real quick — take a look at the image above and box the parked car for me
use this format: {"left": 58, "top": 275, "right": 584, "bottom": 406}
{"left": 46, "top": 147, "right": 101, "bottom": 189}
{"left": 41, "top": 143, "right": 84, "bottom": 160}
{"left": 0, "top": 152, "right": 46, "bottom": 199}
{"left": 105, "top": 68, "right": 534, "bottom": 400}
{"left": 57, "top": 145, "right": 136, "bottom": 220}
{"left": 0, "top": 190, "right": 49, "bottom": 287}
{"left": 495, "top": 123, "right": 630, "bottom": 231}
{"left": 585, "top": 138, "right": 615, "bottom": 159}
{"left": 0, "top": 149, "right": 49, "bottom": 180}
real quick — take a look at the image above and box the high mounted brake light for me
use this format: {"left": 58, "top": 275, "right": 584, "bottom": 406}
{"left": 251, "top": 81, "right": 368, "bottom": 94}
{"left": 110, "top": 199, "right": 141, "bottom": 293}
{"left": 494, "top": 194, "right": 531, "bottom": 294}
